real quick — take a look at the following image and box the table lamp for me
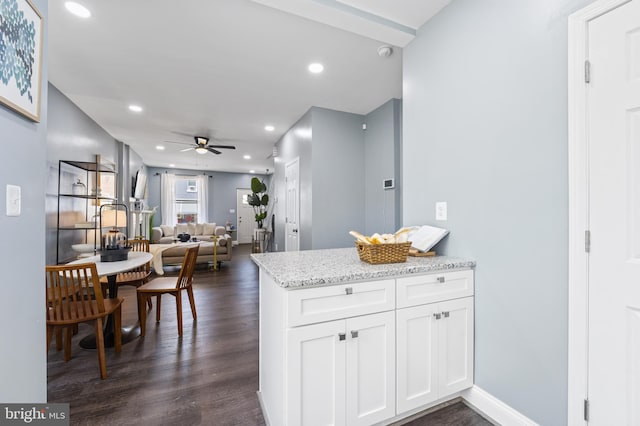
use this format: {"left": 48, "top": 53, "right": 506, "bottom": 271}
{"left": 99, "top": 203, "right": 131, "bottom": 262}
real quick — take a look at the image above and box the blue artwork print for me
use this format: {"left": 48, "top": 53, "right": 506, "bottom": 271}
{"left": 0, "top": 0, "right": 37, "bottom": 104}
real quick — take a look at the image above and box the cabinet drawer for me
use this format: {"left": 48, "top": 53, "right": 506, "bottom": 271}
{"left": 286, "top": 279, "right": 395, "bottom": 327}
{"left": 396, "top": 270, "right": 473, "bottom": 308}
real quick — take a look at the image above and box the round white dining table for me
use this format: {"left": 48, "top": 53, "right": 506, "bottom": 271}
{"left": 68, "top": 251, "right": 153, "bottom": 348}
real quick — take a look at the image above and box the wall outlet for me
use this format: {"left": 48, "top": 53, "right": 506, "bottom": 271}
{"left": 435, "top": 201, "right": 447, "bottom": 221}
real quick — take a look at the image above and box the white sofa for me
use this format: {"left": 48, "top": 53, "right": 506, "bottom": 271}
{"left": 151, "top": 223, "right": 232, "bottom": 266}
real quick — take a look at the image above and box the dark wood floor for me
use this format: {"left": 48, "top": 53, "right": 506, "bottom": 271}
{"left": 47, "top": 244, "right": 493, "bottom": 426}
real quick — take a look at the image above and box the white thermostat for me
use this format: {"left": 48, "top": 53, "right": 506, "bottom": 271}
{"left": 383, "top": 179, "right": 394, "bottom": 190}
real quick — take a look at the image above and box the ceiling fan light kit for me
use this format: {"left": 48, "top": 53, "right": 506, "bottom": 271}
{"left": 164, "top": 134, "right": 237, "bottom": 155}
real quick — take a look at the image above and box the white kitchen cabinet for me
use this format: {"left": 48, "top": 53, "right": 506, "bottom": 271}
{"left": 345, "top": 311, "right": 396, "bottom": 426}
{"left": 396, "top": 297, "right": 474, "bottom": 414}
{"left": 255, "top": 253, "right": 475, "bottom": 426}
{"left": 286, "top": 311, "right": 396, "bottom": 426}
{"left": 287, "top": 320, "right": 346, "bottom": 426}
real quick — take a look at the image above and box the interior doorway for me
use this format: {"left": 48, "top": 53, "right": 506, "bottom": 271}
{"left": 568, "top": 1, "right": 640, "bottom": 424}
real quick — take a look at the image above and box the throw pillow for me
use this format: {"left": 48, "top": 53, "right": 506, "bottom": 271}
{"left": 176, "top": 224, "right": 189, "bottom": 235}
{"left": 160, "top": 225, "right": 174, "bottom": 237}
{"left": 218, "top": 238, "right": 227, "bottom": 247}
{"left": 202, "top": 222, "right": 216, "bottom": 235}
{"left": 194, "top": 223, "right": 204, "bottom": 235}
{"left": 187, "top": 223, "right": 197, "bottom": 235}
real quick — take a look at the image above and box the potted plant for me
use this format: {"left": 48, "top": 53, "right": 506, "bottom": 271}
{"left": 248, "top": 177, "right": 269, "bottom": 252}
{"left": 248, "top": 177, "right": 269, "bottom": 228}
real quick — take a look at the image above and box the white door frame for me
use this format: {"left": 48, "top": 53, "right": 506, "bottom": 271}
{"left": 285, "top": 157, "right": 300, "bottom": 252}
{"left": 567, "top": 1, "right": 633, "bottom": 424}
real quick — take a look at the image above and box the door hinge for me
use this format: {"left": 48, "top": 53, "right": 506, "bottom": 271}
{"left": 584, "top": 398, "right": 589, "bottom": 421}
{"left": 585, "top": 60, "right": 591, "bottom": 84}
{"left": 585, "top": 230, "right": 591, "bottom": 253}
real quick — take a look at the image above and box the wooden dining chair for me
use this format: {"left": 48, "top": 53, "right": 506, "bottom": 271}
{"left": 100, "top": 239, "right": 153, "bottom": 311}
{"left": 46, "top": 263, "right": 123, "bottom": 379}
{"left": 137, "top": 245, "right": 199, "bottom": 337}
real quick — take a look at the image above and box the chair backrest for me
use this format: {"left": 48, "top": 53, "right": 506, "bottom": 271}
{"left": 176, "top": 245, "right": 200, "bottom": 290}
{"left": 46, "top": 263, "right": 106, "bottom": 323}
{"left": 127, "top": 239, "right": 150, "bottom": 273}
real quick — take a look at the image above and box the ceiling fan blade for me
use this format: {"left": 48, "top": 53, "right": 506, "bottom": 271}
{"left": 180, "top": 147, "right": 194, "bottom": 152}
{"left": 208, "top": 144, "right": 236, "bottom": 150}
{"left": 207, "top": 147, "right": 222, "bottom": 155}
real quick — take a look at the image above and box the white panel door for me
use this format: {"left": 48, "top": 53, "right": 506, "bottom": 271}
{"left": 236, "top": 188, "right": 253, "bottom": 244}
{"left": 287, "top": 320, "right": 346, "bottom": 426}
{"left": 437, "top": 297, "right": 474, "bottom": 396}
{"left": 345, "top": 311, "right": 396, "bottom": 426}
{"left": 285, "top": 158, "right": 300, "bottom": 251}
{"left": 396, "top": 303, "right": 439, "bottom": 413}
{"left": 588, "top": 1, "right": 640, "bottom": 424}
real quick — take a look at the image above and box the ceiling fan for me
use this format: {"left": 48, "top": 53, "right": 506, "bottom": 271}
{"left": 165, "top": 136, "right": 236, "bottom": 155}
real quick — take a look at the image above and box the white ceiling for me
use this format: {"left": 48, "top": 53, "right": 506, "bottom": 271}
{"left": 48, "top": 1, "right": 450, "bottom": 173}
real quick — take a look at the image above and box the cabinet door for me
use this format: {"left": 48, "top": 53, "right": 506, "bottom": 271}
{"left": 345, "top": 311, "right": 396, "bottom": 426}
{"left": 287, "top": 320, "right": 347, "bottom": 426}
{"left": 396, "top": 304, "right": 440, "bottom": 413}
{"left": 438, "top": 297, "right": 474, "bottom": 396}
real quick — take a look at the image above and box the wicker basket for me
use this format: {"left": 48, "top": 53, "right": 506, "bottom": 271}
{"left": 355, "top": 241, "right": 412, "bottom": 264}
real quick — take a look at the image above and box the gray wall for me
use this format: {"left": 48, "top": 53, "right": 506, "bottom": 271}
{"left": 273, "top": 110, "right": 313, "bottom": 251}
{"left": 364, "top": 99, "right": 402, "bottom": 235}
{"left": 146, "top": 167, "right": 268, "bottom": 236}
{"left": 272, "top": 103, "right": 401, "bottom": 251}
{"left": 403, "top": 0, "right": 593, "bottom": 424}
{"left": 46, "top": 85, "right": 120, "bottom": 265}
{"left": 312, "top": 107, "right": 366, "bottom": 249}
{"left": 0, "top": 0, "right": 48, "bottom": 402}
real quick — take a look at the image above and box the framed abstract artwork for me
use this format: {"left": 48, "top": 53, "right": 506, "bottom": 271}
{"left": 0, "top": 0, "right": 43, "bottom": 122}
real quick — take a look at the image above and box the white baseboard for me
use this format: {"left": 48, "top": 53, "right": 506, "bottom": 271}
{"left": 461, "top": 386, "right": 539, "bottom": 426}
{"left": 256, "top": 391, "right": 271, "bottom": 426}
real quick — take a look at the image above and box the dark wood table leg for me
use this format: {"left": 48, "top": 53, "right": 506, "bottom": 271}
{"left": 79, "top": 274, "right": 140, "bottom": 349}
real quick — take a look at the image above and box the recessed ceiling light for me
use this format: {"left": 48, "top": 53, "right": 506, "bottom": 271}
{"left": 65, "top": 2, "right": 91, "bottom": 18}
{"left": 249, "top": 170, "right": 256, "bottom": 174}
{"left": 156, "top": 145, "right": 165, "bottom": 151}
{"left": 308, "top": 63, "right": 324, "bottom": 74}
{"left": 128, "top": 105, "right": 143, "bottom": 113}
{"left": 243, "top": 155, "right": 251, "bottom": 160}
{"left": 169, "top": 164, "right": 176, "bottom": 168}
{"left": 264, "top": 125, "right": 275, "bottom": 132}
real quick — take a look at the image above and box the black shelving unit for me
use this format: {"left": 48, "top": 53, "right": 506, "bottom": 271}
{"left": 56, "top": 159, "right": 117, "bottom": 264}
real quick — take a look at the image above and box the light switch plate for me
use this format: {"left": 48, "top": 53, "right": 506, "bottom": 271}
{"left": 6, "top": 184, "right": 21, "bottom": 216}
{"left": 435, "top": 201, "right": 447, "bottom": 221}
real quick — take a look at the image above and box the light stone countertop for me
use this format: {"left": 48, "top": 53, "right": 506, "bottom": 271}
{"left": 251, "top": 247, "right": 476, "bottom": 288}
